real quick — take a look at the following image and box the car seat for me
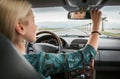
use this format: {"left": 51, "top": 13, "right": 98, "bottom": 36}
{"left": 0, "top": 33, "right": 42, "bottom": 79}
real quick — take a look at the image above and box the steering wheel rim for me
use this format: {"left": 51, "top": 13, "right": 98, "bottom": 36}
{"left": 36, "top": 31, "right": 63, "bottom": 53}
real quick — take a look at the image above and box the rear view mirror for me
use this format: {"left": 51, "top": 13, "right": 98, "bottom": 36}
{"left": 68, "top": 10, "right": 91, "bottom": 20}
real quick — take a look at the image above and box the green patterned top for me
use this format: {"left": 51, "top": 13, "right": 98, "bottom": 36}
{"left": 24, "top": 44, "right": 97, "bottom": 79}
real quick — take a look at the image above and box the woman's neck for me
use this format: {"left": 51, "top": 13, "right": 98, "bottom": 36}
{"left": 14, "top": 38, "right": 26, "bottom": 55}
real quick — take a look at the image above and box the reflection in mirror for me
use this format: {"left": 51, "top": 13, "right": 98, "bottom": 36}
{"left": 68, "top": 10, "right": 91, "bottom": 20}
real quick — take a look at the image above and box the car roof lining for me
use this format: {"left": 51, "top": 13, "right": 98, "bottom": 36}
{"left": 28, "top": 0, "right": 66, "bottom": 7}
{"left": 28, "top": 0, "right": 120, "bottom": 8}
{"left": 28, "top": 0, "right": 120, "bottom": 11}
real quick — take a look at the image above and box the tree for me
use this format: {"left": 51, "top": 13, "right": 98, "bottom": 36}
{"left": 102, "top": 17, "right": 108, "bottom": 31}
{"left": 88, "top": 23, "right": 92, "bottom": 31}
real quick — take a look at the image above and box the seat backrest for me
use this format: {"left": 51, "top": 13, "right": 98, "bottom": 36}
{"left": 0, "top": 34, "right": 42, "bottom": 79}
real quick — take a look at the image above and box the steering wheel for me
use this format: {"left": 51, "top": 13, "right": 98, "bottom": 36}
{"left": 29, "top": 31, "right": 63, "bottom": 53}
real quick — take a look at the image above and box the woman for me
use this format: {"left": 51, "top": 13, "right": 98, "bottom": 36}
{"left": 0, "top": 0, "right": 102, "bottom": 79}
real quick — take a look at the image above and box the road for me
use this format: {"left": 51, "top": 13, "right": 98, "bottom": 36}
{"left": 53, "top": 28, "right": 89, "bottom": 35}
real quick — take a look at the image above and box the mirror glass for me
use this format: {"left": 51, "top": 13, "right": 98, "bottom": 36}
{"left": 68, "top": 10, "right": 91, "bottom": 20}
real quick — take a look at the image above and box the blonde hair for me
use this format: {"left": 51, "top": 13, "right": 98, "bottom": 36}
{"left": 0, "top": 0, "right": 32, "bottom": 43}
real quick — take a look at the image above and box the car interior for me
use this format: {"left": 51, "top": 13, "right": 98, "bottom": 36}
{"left": 1, "top": 0, "right": 120, "bottom": 79}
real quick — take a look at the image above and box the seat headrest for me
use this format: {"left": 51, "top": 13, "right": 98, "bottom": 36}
{"left": 0, "top": 34, "right": 42, "bottom": 79}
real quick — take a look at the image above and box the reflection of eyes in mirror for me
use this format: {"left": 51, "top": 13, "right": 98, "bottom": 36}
{"left": 68, "top": 11, "right": 91, "bottom": 20}
{"left": 70, "top": 11, "right": 86, "bottom": 19}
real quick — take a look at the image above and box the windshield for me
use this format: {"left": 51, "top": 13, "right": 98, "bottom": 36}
{"left": 32, "top": 6, "right": 120, "bottom": 38}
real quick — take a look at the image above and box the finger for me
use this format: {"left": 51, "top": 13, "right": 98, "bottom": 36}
{"left": 97, "top": 10, "right": 102, "bottom": 17}
{"left": 92, "top": 8, "right": 97, "bottom": 17}
{"left": 97, "top": 9, "right": 101, "bottom": 14}
{"left": 99, "top": 11, "right": 102, "bottom": 16}
{"left": 95, "top": 8, "right": 99, "bottom": 15}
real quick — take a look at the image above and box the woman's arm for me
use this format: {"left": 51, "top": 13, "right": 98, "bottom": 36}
{"left": 87, "top": 9, "right": 102, "bottom": 51}
{"left": 24, "top": 44, "right": 96, "bottom": 78}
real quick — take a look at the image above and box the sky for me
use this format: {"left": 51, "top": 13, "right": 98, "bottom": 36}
{"left": 32, "top": 6, "right": 120, "bottom": 28}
